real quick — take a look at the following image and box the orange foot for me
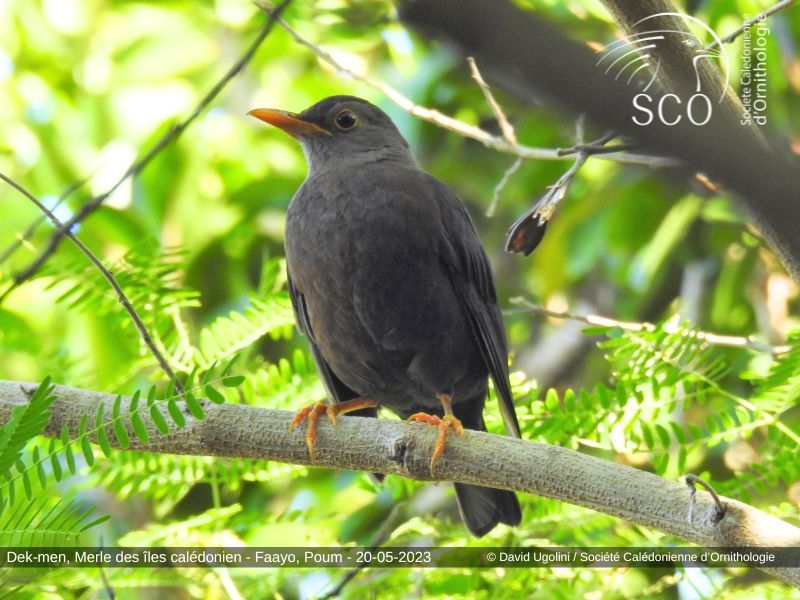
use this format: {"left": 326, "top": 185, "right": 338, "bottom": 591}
{"left": 289, "top": 397, "right": 378, "bottom": 462}
{"left": 407, "top": 394, "right": 464, "bottom": 472}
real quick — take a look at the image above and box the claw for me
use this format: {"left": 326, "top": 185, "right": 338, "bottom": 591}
{"left": 289, "top": 397, "right": 378, "bottom": 462}
{"left": 406, "top": 394, "right": 465, "bottom": 473}
{"left": 407, "top": 412, "right": 442, "bottom": 426}
{"left": 430, "top": 414, "right": 464, "bottom": 471}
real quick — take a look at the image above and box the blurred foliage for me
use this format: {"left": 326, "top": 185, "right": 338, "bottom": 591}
{"left": 0, "top": 0, "right": 799, "bottom": 598}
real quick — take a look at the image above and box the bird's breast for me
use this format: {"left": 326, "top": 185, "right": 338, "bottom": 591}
{"left": 284, "top": 168, "right": 477, "bottom": 401}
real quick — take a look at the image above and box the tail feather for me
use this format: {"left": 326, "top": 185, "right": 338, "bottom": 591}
{"left": 454, "top": 483, "right": 521, "bottom": 537}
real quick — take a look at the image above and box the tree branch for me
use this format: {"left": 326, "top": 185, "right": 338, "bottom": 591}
{"left": 399, "top": 0, "right": 800, "bottom": 284}
{"left": 259, "top": 4, "right": 677, "bottom": 168}
{"left": 0, "top": 174, "right": 179, "bottom": 385}
{"left": 707, "top": 0, "right": 797, "bottom": 49}
{"left": 0, "top": 0, "right": 291, "bottom": 305}
{"left": 1, "top": 380, "right": 798, "bottom": 587}
{"left": 508, "top": 297, "right": 792, "bottom": 355}
{"left": 598, "top": 0, "right": 764, "bottom": 141}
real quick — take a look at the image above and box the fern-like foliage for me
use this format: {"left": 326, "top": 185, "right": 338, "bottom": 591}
{"left": 0, "top": 364, "right": 242, "bottom": 546}
{"left": 0, "top": 378, "right": 110, "bottom": 547}
{"left": 598, "top": 318, "right": 731, "bottom": 395}
{"left": 197, "top": 293, "right": 294, "bottom": 368}
{"left": 0, "top": 496, "right": 108, "bottom": 547}
{"left": 0, "top": 378, "right": 55, "bottom": 495}
{"left": 512, "top": 321, "right": 799, "bottom": 480}
{"left": 244, "top": 348, "right": 325, "bottom": 409}
{"left": 151, "top": 257, "right": 296, "bottom": 370}
{"left": 42, "top": 242, "right": 200, "bottom": 327}
{"left": 90, "top": 451, "right": 301, "bottom": 517}
{"left": 750, "top": 331, "right": 800, "bottom": 412}
{"left": 118, "top": 504, "right": 243, "bottom": 546}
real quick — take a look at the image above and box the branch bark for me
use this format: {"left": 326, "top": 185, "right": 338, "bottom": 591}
{"left": 598, "top": 0, "right": 764, "bottom": 143}
{"left": 1, "top": 381, "right": 798, "bottom": 586}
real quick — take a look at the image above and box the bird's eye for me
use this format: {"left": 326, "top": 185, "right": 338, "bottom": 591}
{"left": 335, "top": 110, "right": 359, "bottom": 130}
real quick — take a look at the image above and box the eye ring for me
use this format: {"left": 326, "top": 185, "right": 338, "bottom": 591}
{"left": 335, "top": 109, "right": 359, "bottom": 131}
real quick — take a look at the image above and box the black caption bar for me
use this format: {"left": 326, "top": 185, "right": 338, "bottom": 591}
{"left": 1, "top": 547, "right": 798, "bottom": 569}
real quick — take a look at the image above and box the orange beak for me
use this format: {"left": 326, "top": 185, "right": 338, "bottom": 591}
{"left": 248, "top": 108, "right": 331, "bottom": 138}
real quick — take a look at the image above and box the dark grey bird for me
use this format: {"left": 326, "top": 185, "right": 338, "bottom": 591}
{"left": 249, "top": 95, "right": 521, "bottom": 537}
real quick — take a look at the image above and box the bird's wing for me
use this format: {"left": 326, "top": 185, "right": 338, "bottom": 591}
{"left": 428, "top": 175, "right": 521, "bottom": 439}
{"left": 287, "top": 269, "right": 358, "bottom": 404}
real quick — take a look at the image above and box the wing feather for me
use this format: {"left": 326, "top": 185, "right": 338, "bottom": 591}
{"left": 429, "top": 176, "right": 521, "bottom": 438}
{"left": 287, "top": 271, "right": 358, "bottom": 404}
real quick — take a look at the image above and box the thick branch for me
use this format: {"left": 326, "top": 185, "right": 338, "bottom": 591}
{"left": 399, "top": 0, "right": 800, "bottom": 285}
{"left": 599, "top": 0, "right": 763, "bottom": 142}
{"left": 1, "top": 381, "right": 798, "bottom": 586}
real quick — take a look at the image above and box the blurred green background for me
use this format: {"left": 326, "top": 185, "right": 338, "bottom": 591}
{"left": 1, "top": 0, "right": 799, "bottom": 598}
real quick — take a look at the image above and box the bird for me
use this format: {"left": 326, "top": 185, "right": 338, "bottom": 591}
{"left": 249, "top": 95, "right": 522, "bottom": 537}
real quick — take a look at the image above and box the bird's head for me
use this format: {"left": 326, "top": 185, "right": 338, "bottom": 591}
{"left": 249, "top": 95, "right": 412, "bottom": 174}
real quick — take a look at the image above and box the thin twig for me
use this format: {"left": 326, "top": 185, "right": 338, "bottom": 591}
{"left": 685, "top": 474, "right": 727, "bottom": 524}
{"left": 559, "top": 142, "right": 640, "bottom": 156}
{"left": 98, "top": 537, "right": 117, "bottom": 600}
{"left": 0, "top": 1, "right": 291, "bottom": 306}
{"left": 467, "top": 56, "right": 518, "bottom": 145}
{"left": 0, "top": 172, "right": 180, "bottom": 386}
{"left": 467, "top": 56, "right": 524, "bottom": 217}
{"left": 706, "top": 0, "right": 797, "bottom": 50}
{"left": 486, "top": 157, "right": 524, "bottom": 217}
{"left": 260, "top": 6, "right": 679, "bottom": 169}
{"left": 0, "top": 176, "right": 90, "bottom": 268}
{"left": 508, "top": 296, "right": 792, "bottom": 355}
{"left": 505, "top": 119, "right": 605, "bottom": 255}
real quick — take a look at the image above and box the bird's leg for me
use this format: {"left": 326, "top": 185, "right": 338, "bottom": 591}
{"left": 407, "top": 393, "right": 464, "bottom": 472}
{"left": 289, "top": 397, "right": 378, "bottom": 462}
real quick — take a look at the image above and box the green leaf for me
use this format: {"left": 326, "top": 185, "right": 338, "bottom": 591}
{"left": 130, "top": 390, "right": 141, "bottom": 412}
{"left": 80, "top": 435, "right": 94, "bottom": 467}
{"left": 50, "top": 447, "right": 62, "bottom": 482}
{"left": 222, "top": 375, "right": 245, "bottom": 388}
{"left": 114, "top": 422, "right": 130, "bottom": 450}
{"left": 77, "top": 415, "right": 94, "bottom": 466}
{"left": 184, "top": 366, "right": 199, "bottom": 392}
{"left": 198, "top": 292, "right": 294, "bottom": 368}
{"left": 61, "top": 426, "right": 76, "bottom": 475}
{"left": 205, "top": 386, "right": 225, "bottom": 405}
{"left": 150, "top": 405, "right": 169, "bottom": 435}
{"left": 655, "top": 424, "right": 671, "bottom": 448}
{"left": 131, "top": 411, "right": 150, "bottom": 445}
{"left": 96, "top": 428, "right": 112, "bottom": 457}
{"left": 185, "top": 393, "right": 204, "bottom": 419}
{"left": 79, "top": 513, "right": 111, "bottom": 533}
{"left": 18, "top": 461, "right": 31, "bottom": 500}
{"left": 0, "top": 378, "right": 56, "bottom": 476}
{"left": 167, "top": 398, "right": 186, "bottom": 428}
{"left": 33, "top": 446, "right": 47, "bottom": 488}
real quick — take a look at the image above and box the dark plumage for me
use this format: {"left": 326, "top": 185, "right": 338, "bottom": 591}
{"left": 250, "top": 95, "right": 522, "bottom": 536}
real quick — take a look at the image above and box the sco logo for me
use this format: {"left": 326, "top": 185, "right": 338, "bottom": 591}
{"left": 596, "top": 12, "right": 730, "bottom": 128}
{"left": 631, "top": 93, "right": 713, "bottom": 126}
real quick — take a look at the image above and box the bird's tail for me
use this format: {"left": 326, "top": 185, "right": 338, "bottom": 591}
{"left": 453, "top": 482, "right": 521, "bottom": 537}
{"left": 451, "top": 411, "right": 521, "bottom": 537}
